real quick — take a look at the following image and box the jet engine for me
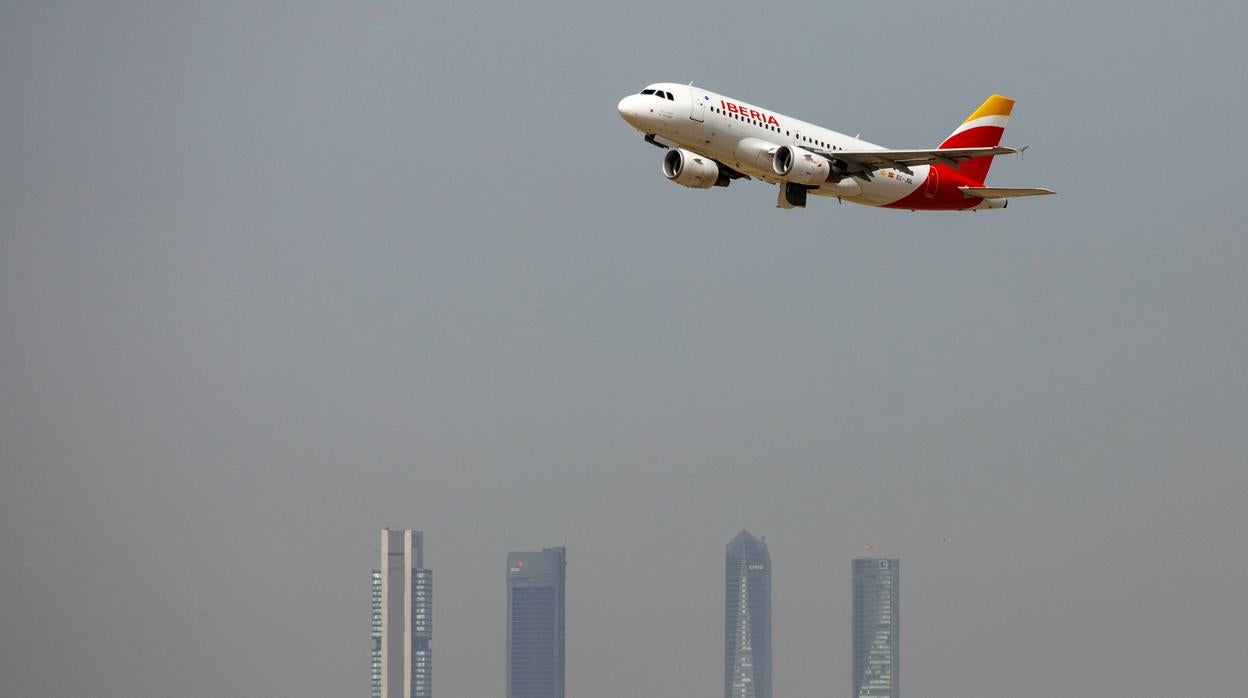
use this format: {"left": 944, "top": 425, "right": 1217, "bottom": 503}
{"left": 663, "top": 148, "right": 726, "bottom": 189}
{"left": 772, "top": 145, "right": 834, "bottom": 186}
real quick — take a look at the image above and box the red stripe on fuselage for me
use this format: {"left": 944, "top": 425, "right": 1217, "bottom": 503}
{"left": 883, "top": 164, "right": 982, "bottom": 211}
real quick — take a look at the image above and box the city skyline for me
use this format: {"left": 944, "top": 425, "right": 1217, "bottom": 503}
{"left": 380, "top": 533, "right": 914, "bottom": 698}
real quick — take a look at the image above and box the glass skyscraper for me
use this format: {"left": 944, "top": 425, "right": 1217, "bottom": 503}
{"left": 506, "top": 546, "right": 566, "bottom": 698}
{"left": 372, "top": 529, "right": 432, "bottom": 698}
{"left": 852, "top": 558, "right": 899, "bottom": 698}
{"left": 724, "top": 531, "right": 771, "bottom": 698}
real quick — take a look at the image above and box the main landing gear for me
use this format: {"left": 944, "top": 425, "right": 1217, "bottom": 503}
{"left": 777, "top": 182, "right": 809, "bottom": 209}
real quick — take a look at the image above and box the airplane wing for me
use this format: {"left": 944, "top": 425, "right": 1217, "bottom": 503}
{"left": 959, "top": 186, "right": 1056, "bottom": 198}
{"left": 807, "top": 146, "right": 1018, "bottom": 177}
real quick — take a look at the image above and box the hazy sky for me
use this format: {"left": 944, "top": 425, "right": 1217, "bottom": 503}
{"left": 2, "top": 2, "right": 1246, "bottom": 697}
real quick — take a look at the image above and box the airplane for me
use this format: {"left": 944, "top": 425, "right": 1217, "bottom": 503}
{"left": 616, "top": 83, "right": 1054, "bottom": 211}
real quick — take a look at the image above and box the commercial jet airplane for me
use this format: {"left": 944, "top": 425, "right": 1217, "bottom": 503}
{"left": 616, "top": 83, "right": 1054, "bottom": 211}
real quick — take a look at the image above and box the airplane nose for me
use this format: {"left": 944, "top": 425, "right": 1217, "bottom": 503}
{"left": 617, "top": 95, "right": 644, "bottom": 125}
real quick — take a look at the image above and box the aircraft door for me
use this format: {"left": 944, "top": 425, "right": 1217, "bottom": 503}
{"left": 924, "top": 165, "right": 940, "bottom": 198}
{"left": 689, "top": 90, "right": 705, "bottom": 122}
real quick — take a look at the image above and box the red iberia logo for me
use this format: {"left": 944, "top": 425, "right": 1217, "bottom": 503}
{"left": 721, "top": 100, "right": 780, "bottom": 127}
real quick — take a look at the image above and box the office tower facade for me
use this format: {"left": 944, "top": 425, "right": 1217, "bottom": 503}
{"left": 724, "top": 531, "right": 771, "bottom": 698}
{"left": 506, "top": 547, "right": 566, "bottom": 698}
{"left": 852, "top": 558, "right": 899, "bottom": 698}
{"left": 372, "top": 529, "right": 432, "bottom": 698}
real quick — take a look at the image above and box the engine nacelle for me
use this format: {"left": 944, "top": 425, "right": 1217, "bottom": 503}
{"left": 663, "top": 148, "right": 723, "bottom": 189}
{"left": 772, "top": 145, "right": 833, "bottom": 186}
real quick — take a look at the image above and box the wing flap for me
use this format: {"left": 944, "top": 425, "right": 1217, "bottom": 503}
{"left": 959, "top": 186, "right": 1056, "bottom": 198}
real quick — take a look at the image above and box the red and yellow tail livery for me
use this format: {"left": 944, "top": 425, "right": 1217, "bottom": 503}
{"left": 939, "top": 95, "right": 1016, "bottom": 184}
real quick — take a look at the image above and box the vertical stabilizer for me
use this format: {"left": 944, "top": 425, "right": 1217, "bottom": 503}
{"left": 940, "top": 95, "right": 1014, "bottom": 184}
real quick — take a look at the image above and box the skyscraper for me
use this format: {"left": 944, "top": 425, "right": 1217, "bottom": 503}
{"left": 724, "top": 531, "right": 771, "bottom": 698}
{"left": 506, "top": 546, "right": 566, "bottom": 698}
{"left": 371, "top": 529, "right": 432, "bottom": 698}
{"left": 852, "top": 558, "right": 899, "bottom": 698}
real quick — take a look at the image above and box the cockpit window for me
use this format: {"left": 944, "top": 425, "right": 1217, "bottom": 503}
{"left": 640, "top": 89, "right": 655, "bottom": 95}
{"left": 664, "top": 91, "right": 675, "bottom": 101}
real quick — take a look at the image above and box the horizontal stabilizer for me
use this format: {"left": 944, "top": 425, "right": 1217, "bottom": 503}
{"left": 959, "top": 186, "right": 1055, "bottom": 199}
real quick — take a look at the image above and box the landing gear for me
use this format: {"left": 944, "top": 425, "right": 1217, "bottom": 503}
{"left": 777, "top": 182, "right": 809, "bottom": 209}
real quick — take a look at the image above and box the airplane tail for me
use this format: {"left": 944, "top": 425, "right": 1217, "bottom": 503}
{"left": 939, "top": 94, "right": 1014, "bottom": 184}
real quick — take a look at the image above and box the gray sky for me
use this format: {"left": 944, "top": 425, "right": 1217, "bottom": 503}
{"left": 2, "top": 2, "right": 1247, "bottom": 697}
